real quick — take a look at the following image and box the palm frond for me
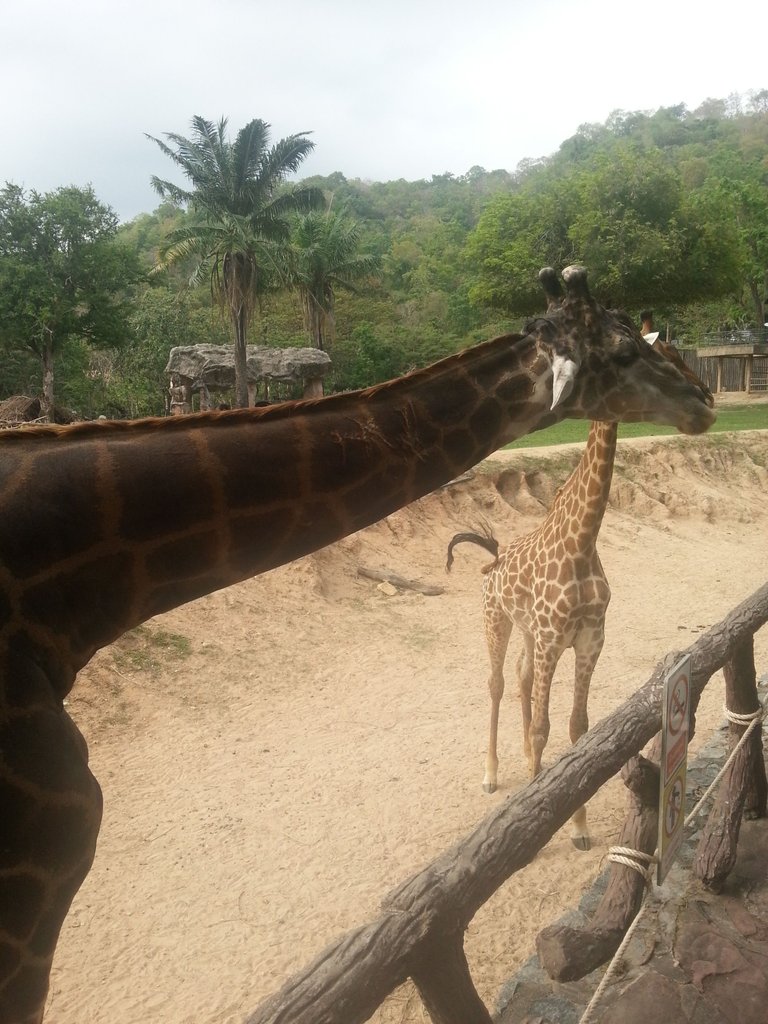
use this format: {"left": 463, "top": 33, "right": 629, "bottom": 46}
{"left": 259, "top": 134, "right": 316, "bottom": 184}
{"left": 148, "top": 175, "right": 194, "bottom": 204}
{"left": 232, "top": 119, "right": 270, "bottom": 193}
{"left": 256, "top": 185, "right": 325, "bottom": 231}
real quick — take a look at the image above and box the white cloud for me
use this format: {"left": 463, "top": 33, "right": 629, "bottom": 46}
{"left": 2, "top": 0, "right": 764, "bottom": 220}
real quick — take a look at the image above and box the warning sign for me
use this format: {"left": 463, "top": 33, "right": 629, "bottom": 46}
{"left": 657, "top": 654, "right": 691, "bottom": 884}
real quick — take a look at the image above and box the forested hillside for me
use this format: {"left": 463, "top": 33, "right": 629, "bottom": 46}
{"left": 2, "top": 90, "right": 766, "bottom": 418}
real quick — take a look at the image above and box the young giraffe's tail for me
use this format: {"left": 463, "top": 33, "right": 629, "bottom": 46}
{"left": 445, "top": 530, "right": 500, "bottom": 573}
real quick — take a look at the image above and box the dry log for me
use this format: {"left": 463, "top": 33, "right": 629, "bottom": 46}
{"left": 730, "top": 637, "right": 768, "bottom": 819}
{"left": 536, "top": 755, "right": 660, "bottom": 981}
{"left": 694, "top": 636, "right": 767, "bottom": 891}
{"left": 246, "top": 581, "right": 768, "bottom": 1024}
{"left": 411, "top": 932, "right": 494, "bottom": 1024}
{"left": 357, "top": 566, "right": 445, "bottom": 596}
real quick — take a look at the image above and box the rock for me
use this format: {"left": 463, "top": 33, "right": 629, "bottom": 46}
{"left": 165, "top": 345, "right": 331, "bottom": 388}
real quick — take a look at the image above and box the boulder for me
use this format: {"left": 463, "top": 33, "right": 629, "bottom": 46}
{"left": 165, "top": 345, "right": 331, "bottom": 388}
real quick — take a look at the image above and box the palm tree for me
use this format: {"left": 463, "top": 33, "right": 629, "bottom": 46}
{"left": 289, "top": 202, "right": 381, "bottom": 351}
{"left": 147, "top": 116, "right": 323, "bottom": 406}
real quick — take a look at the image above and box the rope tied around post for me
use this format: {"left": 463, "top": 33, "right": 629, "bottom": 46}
{"left": 723, "top": 704, "right": 765, "bottom": 726}
{"left": 607, "top": 847, "right": 657, "bottom": 886}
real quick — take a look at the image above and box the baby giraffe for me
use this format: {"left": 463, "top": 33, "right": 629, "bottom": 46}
{"left": 446, "top": 418, "right": 617, "bottom": 850}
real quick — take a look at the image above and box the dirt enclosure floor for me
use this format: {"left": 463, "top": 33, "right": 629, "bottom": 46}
{"left": 47, "top": 426, "right": 768, "bottom": 1024}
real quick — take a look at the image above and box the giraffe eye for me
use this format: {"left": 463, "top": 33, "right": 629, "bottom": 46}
{"left": 614, "top": 340, "right": 636, "bottom": 365}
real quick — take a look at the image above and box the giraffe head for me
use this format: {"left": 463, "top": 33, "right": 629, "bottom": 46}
{"left": 535, "top": 265, "right": 715, "bottom": 434}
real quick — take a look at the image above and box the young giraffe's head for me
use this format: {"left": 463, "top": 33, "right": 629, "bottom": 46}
{"left": 534, "top": 265, "right": 715, "bottom": 434}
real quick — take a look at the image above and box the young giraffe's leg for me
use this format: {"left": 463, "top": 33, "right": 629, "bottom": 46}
{"left": 482, "top": 601, "right": 513, "bottom": 793}
{"left": 0, "top": 704, "right": 102, "bottom": 1024}
{"left": 528, "top": 639, "right": 564, "bottom": 779}
{"left": 567, "top": 623, "right": 606, "bottom": 852}
{"left": 516, "top": 632, "right": 535, "bottom": 770}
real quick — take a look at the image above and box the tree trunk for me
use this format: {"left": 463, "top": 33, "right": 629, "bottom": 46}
{"left": 302, "top": 291, "right": 325, "bottom": 350}
{"left": 694, "top": 636, "right": 767, "bottom": 891}
{"left": 40, "top": 332, "right": 55, "bottom": 423}
{"left": 312, "top": 302, "right": 324, "bottom": 350}
{"left": 233, "top": 304, "right": 249, "bottom": 408}
{"left": 747, "top": 279, "right": 764, "bottom": 330}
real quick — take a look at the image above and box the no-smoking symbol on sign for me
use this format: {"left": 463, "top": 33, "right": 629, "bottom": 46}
{"left": 665, "top": 671, "right": 690, "bottom": 778}
{"left": 669, "top": 675, "right": 689, "bottom": 735}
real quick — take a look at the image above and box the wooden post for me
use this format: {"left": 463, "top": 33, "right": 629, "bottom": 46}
{"left": 716, "top": 356, "right": 723, "bottom": 393}
{"left": 536, "top": 755, "right": 660, "bottom": 981}
{"left": 411, "top": 932, "right": 493, "bottom": 1024}
{"left": 694, "top": 636, "right": 766, "bottom": 891}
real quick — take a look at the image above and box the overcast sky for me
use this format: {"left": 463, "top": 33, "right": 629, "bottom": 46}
{"left": 2, "top": 0, "right": 764, "bottom": 223}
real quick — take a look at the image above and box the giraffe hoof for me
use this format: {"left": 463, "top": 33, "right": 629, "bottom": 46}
{"left": 482, "top": 781, "right": 497, "bottom": 794}
{"left": 571, "top": 835, "right": 591, "bottom": 852}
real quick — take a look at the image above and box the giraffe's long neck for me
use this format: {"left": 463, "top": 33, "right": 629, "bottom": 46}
{"left": 0, "top": 331, "right": 560, "bottom": 695}
{"left": 547, "top": 420, "right": 618, "bottom": 550}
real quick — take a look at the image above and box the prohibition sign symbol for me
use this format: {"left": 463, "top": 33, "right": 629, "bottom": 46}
{"left": 668, "top": 675, "right": 689, "bottom": 736}
{"left": 664, "top": 777, "right": 684, "bottom": 837}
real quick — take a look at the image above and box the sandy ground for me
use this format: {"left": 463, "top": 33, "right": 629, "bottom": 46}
{"left": 45, "top": 425, "right": 768, "bottom": 1024}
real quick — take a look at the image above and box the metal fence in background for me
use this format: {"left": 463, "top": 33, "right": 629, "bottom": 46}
{"left": 697, "top": 328, "right": 768, "bottom": 347}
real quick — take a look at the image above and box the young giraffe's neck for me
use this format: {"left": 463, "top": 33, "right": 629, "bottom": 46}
{"left": 545, "top": 420, "right": 618, "bottom": 550}
{"left": 0, "top": 331, "right": 559, "bottom": 696}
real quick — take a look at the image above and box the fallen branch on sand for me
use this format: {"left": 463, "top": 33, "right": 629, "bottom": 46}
{"left": 357, "top": 567, "right": 445, "bottom": 596}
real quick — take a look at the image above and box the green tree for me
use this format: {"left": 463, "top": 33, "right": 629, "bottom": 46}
{"left": 692, "top": 145, "right": 768, "bottom": 327}
{"left": 0, "top": 183, "right": 140, "bottom": 420}
{"left": 147, "top": 116, "right": 323, "bottom": 406}
{"left": 112, "top": 286, "right": 230, "bottom": 417}
{"left": 465, "top": 173, "right": 577, "bottom": 314}
{"left": 466, "top": 142, "right": 742, "bottom": 315}
{"left": 289, "top": 202, "right": 381, "bottom": 350}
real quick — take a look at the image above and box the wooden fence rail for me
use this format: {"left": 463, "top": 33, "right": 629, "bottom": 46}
{"left": 247, "top": 581, "right": 768, "bottom": 1024}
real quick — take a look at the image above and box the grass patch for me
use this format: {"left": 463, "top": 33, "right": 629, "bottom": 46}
{"left": 113, "top": 625, "right": 192, "bottom": 676}
{"left": 505, "top": 404, "right": 767, "bottom": 449}
{"left": 708, "top": 405, "right": 768, "bottom": 432}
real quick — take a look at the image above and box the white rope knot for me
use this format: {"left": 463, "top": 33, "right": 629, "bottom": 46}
{"left": 608, "top": 846, "right": 657, "bottom": 886}
{"left": 723, "top": 703, "right": 766, "bottom": 726}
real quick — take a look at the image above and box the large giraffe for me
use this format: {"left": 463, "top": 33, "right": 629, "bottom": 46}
{"left": 0, "top": 266, "right": 714, "bottom": 1023}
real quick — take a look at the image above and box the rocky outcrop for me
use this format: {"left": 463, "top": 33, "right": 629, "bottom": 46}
{"left": 165, "top": 344, "right": 333, "bottom": 411}
{"left": 165, "top": 345, "right": 331, "bottom": 388}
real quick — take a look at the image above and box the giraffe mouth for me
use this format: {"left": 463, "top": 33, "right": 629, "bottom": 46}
{"left": 676, "top": 402, "right": 717, "bottom": 435}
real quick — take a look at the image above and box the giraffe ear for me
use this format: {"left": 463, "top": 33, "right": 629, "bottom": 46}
{"left": 551, "top": 354, "right": 579, "bottom": 410}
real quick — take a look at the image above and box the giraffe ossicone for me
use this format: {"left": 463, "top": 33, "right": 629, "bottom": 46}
{"left": 0, "top": 266, "right": 714, "bottom": 1022}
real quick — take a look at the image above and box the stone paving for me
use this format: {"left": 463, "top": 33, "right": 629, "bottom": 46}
{"left": 496, "top": 723, "right": 768, "bottom": 1024}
